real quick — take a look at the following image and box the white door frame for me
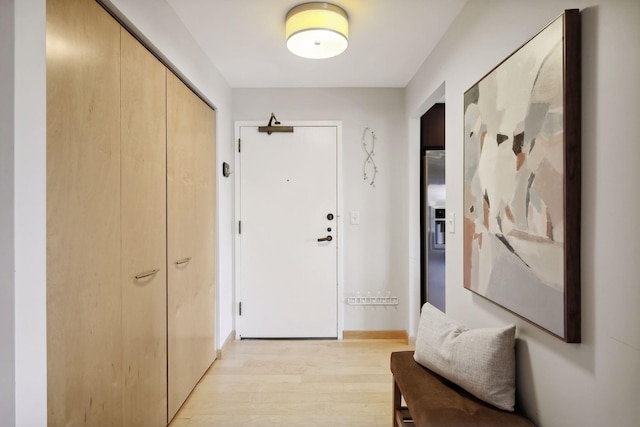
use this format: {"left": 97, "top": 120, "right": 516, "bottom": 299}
{"left": 233, "top": 121, "right": 344, "bottom": 339}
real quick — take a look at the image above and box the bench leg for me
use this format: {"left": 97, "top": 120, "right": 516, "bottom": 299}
{"left": 393, "top": 378, "right": 401, "bottom": 426}
{"left": 393, "top": 378, "right": 415, "bottom": 426}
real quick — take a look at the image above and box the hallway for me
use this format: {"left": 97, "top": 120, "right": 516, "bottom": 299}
{"left": 169, "top": 339, "right": 413, "bottom": 426}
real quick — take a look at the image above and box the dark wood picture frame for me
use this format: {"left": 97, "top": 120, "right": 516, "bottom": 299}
{"left": 462, "top": 9, "right": 581, "bottom": 342}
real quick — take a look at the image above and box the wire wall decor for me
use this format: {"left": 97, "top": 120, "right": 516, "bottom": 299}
{"left": 362, "top": 127, "right": 378, "bottom": 187}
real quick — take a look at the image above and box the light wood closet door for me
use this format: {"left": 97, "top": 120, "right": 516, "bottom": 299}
{"left": 46, "top": 0, "right": 122, "bottom": 424}
{"left": 167, "top": 72, "right": 217, "bottom": 419}
{"left": 120, "top": 29, "right": 168, "bottom": 427}
{"left": 193, "top": 93, "right": 217, "bottom": 393}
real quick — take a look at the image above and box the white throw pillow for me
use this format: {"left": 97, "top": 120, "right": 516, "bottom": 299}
{"left": 413, "top": 303, "right": 517, "bottom": 411}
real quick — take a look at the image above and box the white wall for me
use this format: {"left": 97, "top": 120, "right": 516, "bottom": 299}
{"left": 103, "top": 0, "right": 236, "bottom": 346}
{"left": 233, "top": 88, "right": 408, "bottom": 331}
{"left": 0, "top": 0, "right": 16, "bottom": 423}
{"left": 406, "top": 1, "right": 640, "bottom": 426}
{"left": 13, "top": 0, "right": 47, "bottom": 425}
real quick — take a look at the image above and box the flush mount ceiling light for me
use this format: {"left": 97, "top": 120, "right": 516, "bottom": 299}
{"left": 285, "top": 2, "right": 349, "bottom": 59}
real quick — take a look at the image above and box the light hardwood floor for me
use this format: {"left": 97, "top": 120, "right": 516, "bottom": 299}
{"left": 169, "top": 338, "right": 414, "bottom": 426}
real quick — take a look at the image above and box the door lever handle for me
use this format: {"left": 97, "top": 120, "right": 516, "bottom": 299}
{"left": 317, "top": 235, "right": 333, "bottom": 242}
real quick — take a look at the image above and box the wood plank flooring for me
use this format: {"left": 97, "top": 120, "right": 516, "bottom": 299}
{"left": 169, "top": 338, "right": 413, "bottom": 426}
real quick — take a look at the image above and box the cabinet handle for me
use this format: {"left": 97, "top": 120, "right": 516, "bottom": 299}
{"left": 134, "top": 269, "right": 160, "bottom": 280}
{"left": 175, "top": 257, "right": 192, "bottom": 265}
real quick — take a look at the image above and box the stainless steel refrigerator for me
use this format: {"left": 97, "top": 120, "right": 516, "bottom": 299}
{"left": 424, "top": 150, "right": 446, "bottom": 312}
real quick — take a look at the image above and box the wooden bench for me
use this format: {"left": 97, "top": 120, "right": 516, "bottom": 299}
{"left": 391, "top": 351, "right": 535, "bottom": 427}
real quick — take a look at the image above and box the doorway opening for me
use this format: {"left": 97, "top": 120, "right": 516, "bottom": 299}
{"left": 420, "top": 104, "right": 446, "bottom": 312}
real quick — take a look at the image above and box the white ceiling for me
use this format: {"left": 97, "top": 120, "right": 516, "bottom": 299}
{"left": 165, "top": 0, "right": 467, "bottom": 88}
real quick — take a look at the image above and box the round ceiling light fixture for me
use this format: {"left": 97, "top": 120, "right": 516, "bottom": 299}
{"left": 285, "top": 2, "right": 349, "bottom": 59}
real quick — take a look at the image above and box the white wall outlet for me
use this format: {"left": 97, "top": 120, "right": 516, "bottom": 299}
{"left": 448, "top": 212, "right": 455, "bottom": 233}
{"left": 350, "top": 211, "right": 360, "bottom": 225}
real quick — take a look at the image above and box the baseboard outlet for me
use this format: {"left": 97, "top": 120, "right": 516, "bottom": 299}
{"left": 216, "top": 329, "right": 236, "bottom": 360}
{"left": 343, "top": 330, "right": 408, "bottom": 342}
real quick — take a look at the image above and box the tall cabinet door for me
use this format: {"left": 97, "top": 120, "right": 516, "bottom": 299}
{"left": 195, "top": 101, "right": 217, "bottom": 371}
{"left": 167, "top": 72, "right": 217, "bottom": 419}
{"left": 46, "top": 0, "right": 122, "bottom": 424}
{"left": 120, "top": 29, "right": 168, "bottom": 426}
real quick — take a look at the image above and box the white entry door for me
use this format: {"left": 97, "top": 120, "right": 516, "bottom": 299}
{"left": 238, "top": 124, "right": 338, "bottom": 338}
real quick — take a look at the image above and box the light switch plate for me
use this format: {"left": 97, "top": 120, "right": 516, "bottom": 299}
{"left": 350, "top": 211, "right": 360, "bottom": 225}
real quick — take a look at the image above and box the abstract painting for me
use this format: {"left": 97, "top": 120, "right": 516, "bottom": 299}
{"left": 463, "top": 10, "right": 581, "bottom": 342}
